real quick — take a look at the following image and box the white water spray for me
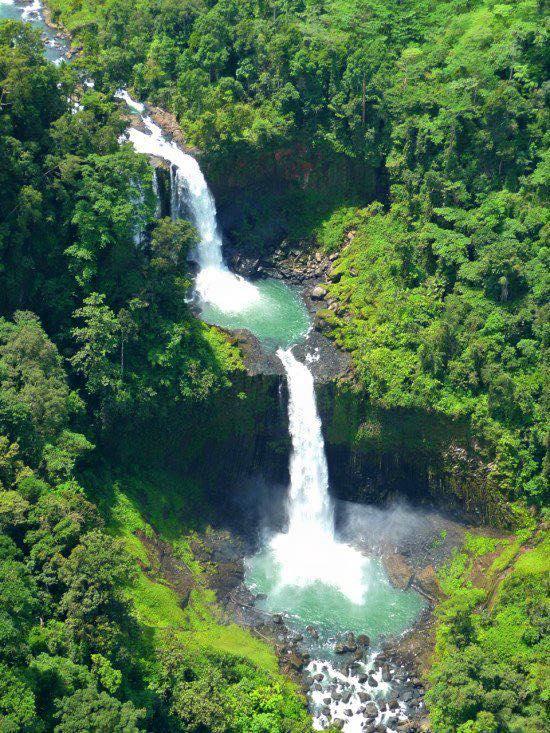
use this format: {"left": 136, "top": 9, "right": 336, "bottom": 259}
{"left": 271, "top": 348, "right": 369, "bottom": 604}
{"left": 117, "top": 91, "right": 260, "bottom": 313}
{"left": 22, "top": 0, "right": 41, "bottom": 20}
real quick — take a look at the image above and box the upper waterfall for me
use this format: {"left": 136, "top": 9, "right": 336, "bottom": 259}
{"left": 270, "top": 348, "right": 369, "bottom": 604}
{"left": 117, "top": 90, "right": 260, "bottom": 314}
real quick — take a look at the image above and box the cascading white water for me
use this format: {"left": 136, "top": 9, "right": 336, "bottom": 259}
{"left": 117, "top": 90, "right": 260, "bottom": 313}
{"left": 270, "top": 348, "right": 369, "bottom": 604}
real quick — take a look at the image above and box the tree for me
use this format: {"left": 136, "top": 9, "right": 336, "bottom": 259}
{"left": 54, "top": 684, "right": 145, "bottom": 733}
{"left": 0, "top": 312, "right": 83, "bottom": 460}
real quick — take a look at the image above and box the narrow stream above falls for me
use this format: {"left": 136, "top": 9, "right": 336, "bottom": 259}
{"left": 116, "top": 89, "right": 427, "bottom": 732}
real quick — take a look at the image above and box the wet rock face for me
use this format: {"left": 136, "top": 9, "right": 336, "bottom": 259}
{"left": 227, "top": 326, "right": 350, "bottom": 383}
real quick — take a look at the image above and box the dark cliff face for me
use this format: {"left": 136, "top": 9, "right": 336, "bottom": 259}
{"left": 102, "top": 366, "right": 498, "bottom": 534}
{"left": 317, "top": 380, "right": 502, "bottom": 524}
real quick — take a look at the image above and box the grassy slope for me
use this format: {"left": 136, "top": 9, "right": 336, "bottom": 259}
{"left": 86, "top": 468, "right": 278, "bottom": 672}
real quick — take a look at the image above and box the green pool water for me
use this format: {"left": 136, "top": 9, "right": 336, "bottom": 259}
{"left": 200, "top": 278, "right": 310, "bottom": 350}
{"left": 246, "top": 547, "right": 425, "bottom": 657}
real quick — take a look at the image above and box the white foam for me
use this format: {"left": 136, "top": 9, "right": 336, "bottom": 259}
{"left": 270, "top": 349, "right": 370, "bottom": 605}
{"left": 118, "top": 90, "right": 261, "bottom": 314}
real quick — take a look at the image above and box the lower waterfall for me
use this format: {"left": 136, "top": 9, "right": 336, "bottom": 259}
{"left": 271, "top": 348, "right": 369, "bottom": 603}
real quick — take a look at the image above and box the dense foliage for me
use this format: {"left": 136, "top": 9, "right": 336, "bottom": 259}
{"left": 0, "top": 0, "right": 548, "bottom": 731}
{"left": 427, "top": 530, "right": 549, "bottom": 732}
{"left": 0, "top": 21, "right": 307, "bottom": 733}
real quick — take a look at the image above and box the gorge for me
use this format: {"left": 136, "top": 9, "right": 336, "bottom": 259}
{"left": 118, "top": 87, "right": 426, "bottom": 731}
{"left": 0, "top": 1, "right": 547, "bottom": 732}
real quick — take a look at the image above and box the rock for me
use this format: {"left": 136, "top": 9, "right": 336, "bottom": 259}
{"left": 375, "top": 725, "right": 387, "bottom": 733}
{"left": 272, "top": 613, "right": 284, "bottom": 624}
{"left": 387, "top": 717, "right": 399, "bottom": 727}
{"left": 329, "top": 252, "right": 339, "bottom": 261}
{"left": 333, "top": 720, "right": 345, "bottom": 730}
{"left": 358, "top": 674, "right": 369, "bottom": 683}
{"left": 415, "top": 565, "right": 445, "bottom": 601}
{"left": 341, "top": 691, "right": 352, "bottom": 704}
{"left": 364, "top": 702, "right": 379, "bottom": 718}
{"left": 334, "top": 642, "right": 347, "bottom": 654}
{"left": 388, "top": 699, "right": 399, "bottom": 710}
{"left": 382, "top": 665, "right": 392, "bottom": 682}
{"left": 383, "top": 553, "right": 414, "bottom": 590}
{"left": 311, "top": 285, "right": 327, "bottom": 300}
{"left": 323, "top": 697, "right": 332, "bottom": 705}
{"left": 322, "top": 706, "right": 331, "bottom": 717}
{"left": 306, "top": 625, "right": 319, "bottom": 639}
{"left": 354, "top": 649, "right": 364, "bottom": 661}
{"left": 358, "top": 691, "right": 371, "bottom": 702}
{"left": 357, "top": 634, "right": 370, "bottom": 647}
{"left": 331, "top": 691, "right": 342, "bottom": 702}
{"left": 328, "top": 269, "right": 342, "bottom": 283}
{"left": 315, "top": 251, "right": 323, "bottom": 262}
{"left": 314, "top": 673, "right": 324, "bottom": 682}
{"left": 288, "top": 651, "right": 305, "bottom": 670}
{"left": 368, "top": 676, "right": 378, "bottom": 687}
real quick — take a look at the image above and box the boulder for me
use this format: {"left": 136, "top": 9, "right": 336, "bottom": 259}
{"left": 333, "top": 720, "right": 345, "bottom": 730}
{"left": 306, "top": 625, "right": 319, "bottom": 639}
{"left": 415, "top": 564, "right": 445, "bottom": 601}
{"left": 357, "top": 634, "right": 370, "bottom": 647}
{"left": 364, "top": 702, "right": 379, "bottom": 718}
{"left": 288, "top": 651, "right": 305, "bottom": 671}
{"left": 383, "top": 553, "right": 414, "bottom": 589}
{"left": 311, "top": 285, "right": 327, "bottom": 300}
{"left": 368, "top": 676, "right": 379, "bottom": 687}
{"left": 358, "top": 691, "right": 371, "bottom": 703}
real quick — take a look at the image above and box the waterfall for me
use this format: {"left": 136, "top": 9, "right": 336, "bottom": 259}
{"left": 271, "top": 348, "right": 369, "bottom": 604}
{"left": 277, "top": 348, "right": 333, "bottom": 538}
{"left": 117, "top": 90, "right": 260, "bottom": 313}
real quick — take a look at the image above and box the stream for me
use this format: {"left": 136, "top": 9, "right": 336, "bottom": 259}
{"left": 5, "top": 4, "right": 426, "bottom": 729}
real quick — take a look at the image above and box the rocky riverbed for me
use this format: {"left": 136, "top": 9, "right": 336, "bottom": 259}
{"left": 157, "top": 503, "right": 489, "bottom": 733}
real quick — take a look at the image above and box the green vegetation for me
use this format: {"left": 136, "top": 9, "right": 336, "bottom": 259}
{"left": 428, "top": 530, "right": 549, "bottom": 732}
{"left": 0, "top": 21, "right": 307, "bottom": 732}
{"left": 43, "top": 0, "right": 548, "bottom": 510}
{"left": 0, "top": 0, "right": 548, "bottom": 731}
